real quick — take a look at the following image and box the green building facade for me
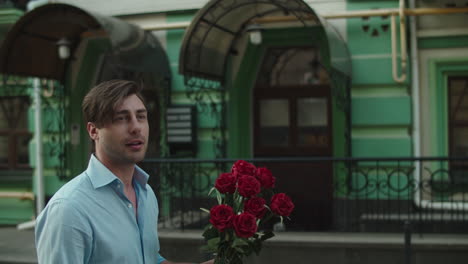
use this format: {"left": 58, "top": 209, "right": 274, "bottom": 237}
{"left": 1, "top": 0, "right": 468, "bottom": 231}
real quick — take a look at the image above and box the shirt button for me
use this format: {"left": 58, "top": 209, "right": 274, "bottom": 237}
{"left": 128, "top": 203, "right": 132, "bottom": 208}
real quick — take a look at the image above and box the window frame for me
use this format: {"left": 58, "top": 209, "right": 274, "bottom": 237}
{"left": 0, "top": 95, "right": 32, "bottom": 171}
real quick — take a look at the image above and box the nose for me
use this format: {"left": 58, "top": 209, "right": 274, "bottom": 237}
{"left": 129, "top": 115, "right": 142, "bottom": 134}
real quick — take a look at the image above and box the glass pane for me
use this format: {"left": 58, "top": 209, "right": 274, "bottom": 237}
{"left": 0, "top": 103, "right": 7, "bottom": 129}
{"left": 259, "top": 99, "right": 289, "bottom": 146}
{"left": 0, "top": 97, "right": 29, "bottom": 129}
{"left": 17, "top": 134, "right": 32, "bottom": 166}
{"left": 450, "top": 78, "right": 468, "bottom": 157}
{"left": 0, "top": 135, "right": 8, "bottom": 166}
{"left": 256, "top": 47, "right": 329, "bottom": 86}
{"left": 297, "top": 98, "right": 328, "bottom": 147}
{"left": 452, "top": 127, "right": 468, "bottom": 156}
{"left": 450, "top": 79, "right": 468, "bottom": 121}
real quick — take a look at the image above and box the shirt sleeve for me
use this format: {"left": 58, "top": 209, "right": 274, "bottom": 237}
{"left": 35, "top": 198, "right": 92, "bottom": 264}
{"left": 157, "top": 253, "right": 166, "bottom": 264}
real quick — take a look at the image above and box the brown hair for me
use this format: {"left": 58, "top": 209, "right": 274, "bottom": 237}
{"left": 82, "top": 79, "right": 145, "bottom": 127}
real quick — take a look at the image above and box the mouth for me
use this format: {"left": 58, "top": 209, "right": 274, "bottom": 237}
{"left": 125, "top": 139, "right": 145, "bottom": 149}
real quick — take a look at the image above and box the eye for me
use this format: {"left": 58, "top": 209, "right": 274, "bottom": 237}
{"left": 137, "top": 113, "right": 147, "bottom": 120}
{"left": 113, "top": 115, "right": 127, "bottom": 122}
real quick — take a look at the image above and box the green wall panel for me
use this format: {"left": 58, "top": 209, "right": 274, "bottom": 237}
{"left": 43, "top": 173, "right": 68, "bottom": 195}
{"left": 0, "top": 8, "right": 23, "bottom": 25}
{"left": 351, "top": 57, "right": 392, "bottom": 84}
{"left": 419, "top": 35, "right": 468, "bottom": 50}
{"left": 352, "top": 137, "right": 412, "bottom": 157}
{"left": 166, "top": 12, "right": 195, "bottom": 97}
{"left": 347, "top": 1, "right": 397, "bottom": 55}
{"left": 351, "top": 57, "right": 404, "bottom": 84}
{"left": 28, "top": 106, "right": 63, "bottom": 132}
{"left": 28, "top": 140, "right": 63, "bottom": 168}
{"left": 169, "top": 64, "right": 186, "bottom": 92}
{"left": 0, "top": 198, "right": 34, "bottom": 224}
{"left": 197, "top": 139, "right": 217, "bottom": 159}
{"left": 197, "top": 111, "right": 219, "bottom": 128}
{"left": 352, "top": 96, "right": 411, "bottom": 125}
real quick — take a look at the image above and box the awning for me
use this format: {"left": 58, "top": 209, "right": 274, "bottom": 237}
{"left": 179, "top": 0, "right": 351, "bottom": 84}
{"left": 0, "top": 3, "right": 170, "bottom": 82}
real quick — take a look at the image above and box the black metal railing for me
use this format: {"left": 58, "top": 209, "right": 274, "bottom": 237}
{"left": 139, "top": 157, "right": 468, "bottom": 233}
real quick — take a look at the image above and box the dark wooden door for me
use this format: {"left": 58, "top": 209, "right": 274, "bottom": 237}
{"left": 252, "top": 47, "right": 334, "bottom": 230}
{"left": 448, "top": 76, "right": 468, "bottom": 184}
{"left": 253, "top": 85, "right": 333, "bottom": 230}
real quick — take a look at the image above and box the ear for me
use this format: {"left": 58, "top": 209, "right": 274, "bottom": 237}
{"left": 87, "top": 122, "right": 99, "bottom": 141}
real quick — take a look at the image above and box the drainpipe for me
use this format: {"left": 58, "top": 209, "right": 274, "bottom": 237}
{"left": 17, "top": 78, "right": 44, "bottom": 230}
{"left": 409, "top": 0, "right": 422, "bottom": 210}
{"left": 33, "top": 78, "right": 45, "bottom": 216}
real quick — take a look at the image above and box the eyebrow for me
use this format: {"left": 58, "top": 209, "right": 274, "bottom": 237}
{"left": 114, "top": 109, "right": 147, "bottom": 115}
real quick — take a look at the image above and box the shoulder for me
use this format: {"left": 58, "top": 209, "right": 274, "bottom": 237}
{"left": 37, "top": 173, "right": 93, "bottom": 227}
{"left": 52, "top": 172, "right": 93, "bottom": 200}
{"left": 38, "top": 197, "right": 83, "bottom": 224}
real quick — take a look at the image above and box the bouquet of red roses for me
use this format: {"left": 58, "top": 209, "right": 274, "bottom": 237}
{"left": 201, "top": 160, "right": 295, "bottom": 264}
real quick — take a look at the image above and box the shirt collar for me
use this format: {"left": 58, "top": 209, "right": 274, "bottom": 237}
{"left": 86, "top": 154, "right": 149, "bottom": 190}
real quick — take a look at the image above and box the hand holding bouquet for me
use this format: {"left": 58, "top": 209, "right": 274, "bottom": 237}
{"left": 202, "top": 160, "right": 294, "bottom": 264}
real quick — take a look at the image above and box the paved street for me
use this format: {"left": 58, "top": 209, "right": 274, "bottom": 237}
{"left": 2, "top": 226, "right": 468, "bottom": 264}
{"left": 0, "top": 226, "right": 36, "bottom": 264}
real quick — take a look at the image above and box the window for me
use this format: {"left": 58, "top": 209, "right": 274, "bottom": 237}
{"left": 254, "top": 47, "right": 332, "bottom": 156}
{"left": 0, "top": 96, "right": 32, "bottom": 170}
{"left": 448, "top": 77, "right": 468, "bottom": 157}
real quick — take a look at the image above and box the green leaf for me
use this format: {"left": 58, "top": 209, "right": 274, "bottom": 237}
{"left": 252, "top": 239, "right": 263, "bottom": 255}
{"left": 216, "top": 190, "right": 222, "bottom": 205}
{"left": 234, "top": 246, "right": 245, "bottom": 253}
{"left": 260, "top": 231, "right": 275, "bottom": 241}
{"left": 200, "top": 245, "right": 217, "bottom": 253}
{"left": 232, "top": 238, "right": 249, "bottom": 248}
{"left": 208, "top": 187, "right": 216, "bottom": 196}
{"left": 202, "top": 226, "right": 219, "bottom": 240}
{"left": 207, "top": 237, "right": 221, "bottom": 248}
{"left": 200, "top": 207, "right": 210, "bottom": 214}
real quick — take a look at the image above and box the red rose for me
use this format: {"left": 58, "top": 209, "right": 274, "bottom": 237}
{"left": 244, "top": 197, "right": 267, "bottom": 219}
{"left": 255, "top": 167, "right": 275, "bottom": 189}
{"left": 209, "top": 204, "right": 234, "bottom": 232}
{"left": 215, "top": 172, "right": 237, "bottom": 194}
{"left": 233, "top": 213, "right": 257, "bottom": 238}
{"left": 231, "top": 160, "right": 256, "bottom": 177}
{"left": 270, "top": 193, "right": 294, "bottom": 217}
{"left": 237, "top": 175, "right": 261, "bottom": 198}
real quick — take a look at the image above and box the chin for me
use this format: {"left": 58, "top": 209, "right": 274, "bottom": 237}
{"left": 134, "top": 153, "right": 147, "bottom": 163}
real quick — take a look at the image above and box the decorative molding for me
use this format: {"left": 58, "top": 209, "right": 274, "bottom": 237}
{"left": 418, "top": 28, "right": 468, "bottom": 37}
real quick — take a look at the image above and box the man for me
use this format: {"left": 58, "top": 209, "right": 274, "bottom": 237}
{"left": 35, "top": 80, "right": 213, "bottom": 264}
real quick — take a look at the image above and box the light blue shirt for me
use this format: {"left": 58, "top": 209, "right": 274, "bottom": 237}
{"left": 35, "top": 155, "right": 166, "bottom": 264}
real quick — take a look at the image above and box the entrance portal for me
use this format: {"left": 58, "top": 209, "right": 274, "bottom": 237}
{"left": 253, "top": 47, "right": 333, "bottom": 230}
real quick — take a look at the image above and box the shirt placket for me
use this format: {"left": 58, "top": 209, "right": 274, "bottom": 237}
{"left": 113, "top": 180, "right": 145, "bottom": 263}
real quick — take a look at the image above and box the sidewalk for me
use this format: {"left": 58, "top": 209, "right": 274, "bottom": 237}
{"left": 2, "top": 226, "right": 468, "bottom": 264}
{"left": 0, "top": 227, "right": 36, "bottom": 264}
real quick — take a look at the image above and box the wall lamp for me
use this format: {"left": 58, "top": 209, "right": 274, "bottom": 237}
{"left": 56, "top": 37, "right": 71, "bottom": 60}
{"left": 246, "top": 24, "right": 263, "bottom": 45}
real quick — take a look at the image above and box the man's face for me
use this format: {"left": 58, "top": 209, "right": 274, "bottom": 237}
{"left": 91, "top": 94, "right": 149, "bottom": 167}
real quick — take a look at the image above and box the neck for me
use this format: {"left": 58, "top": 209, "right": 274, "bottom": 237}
{"left": 95, "top": 154, "right": 135, "bottom": 187}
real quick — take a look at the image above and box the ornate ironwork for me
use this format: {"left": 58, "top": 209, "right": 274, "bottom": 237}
{"left": 40, "top": 79, "right": 68, "bottom": 180}
{"left": 142, "top": 156, "right": 468, "bottom": 233}
{"left": 184, "top": 76, "right": 227, "bottom": 159}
